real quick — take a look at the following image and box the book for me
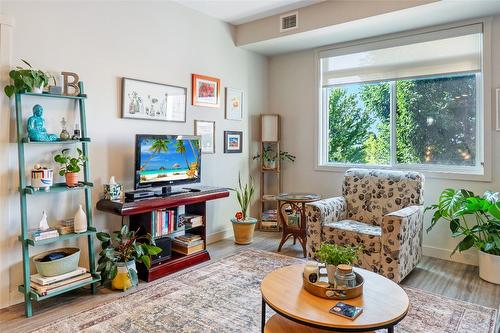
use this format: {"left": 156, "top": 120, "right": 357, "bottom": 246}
{"left": 30, "top": 273, "right": 92, "bottom": 295}
{"left": 30, "top": 267, "right": 87, "bottom": 286}
{"left": 30, "top": 228, "right": 60, "bottom": 241}
{"left": 173, "top": 239, "right": 204, "bottom": 248}
{"left": 55, "top": 224, "right": 74, "bottom": 235}
{"left": 181, "top": 214, "right": 203, "bottom": 227}
{"left": 172, "top": 242, "right": 204, "bottom": 255}
{"left": 175, "top": 234, "right": 201, "bottom": 242}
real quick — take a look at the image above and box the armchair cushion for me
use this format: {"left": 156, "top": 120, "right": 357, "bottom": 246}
{"left": 323, "top": 220, "right": 381, "bottom": 253}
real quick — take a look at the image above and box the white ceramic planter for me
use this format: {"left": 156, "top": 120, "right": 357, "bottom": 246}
{"left": 31, "top": 85, "right": 43, "bottom": 94}
{"left": 478, "top": 250, "right": 500, "bottom": 284}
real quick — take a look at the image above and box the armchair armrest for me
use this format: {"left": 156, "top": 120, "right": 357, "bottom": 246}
{"left": 380, "top": 205, "right": 423, "bottom": 282}
{"left": 305, "top": 196, "right": 347, "bottom": 258}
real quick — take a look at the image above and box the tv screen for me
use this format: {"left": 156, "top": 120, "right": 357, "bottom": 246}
{"left": 135, "top": 134, "right": 201, "bottom": 189}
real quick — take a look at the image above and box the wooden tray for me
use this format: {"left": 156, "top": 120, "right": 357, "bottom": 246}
{"left": 302, "top": 268, "right": 364, "bottom": 300}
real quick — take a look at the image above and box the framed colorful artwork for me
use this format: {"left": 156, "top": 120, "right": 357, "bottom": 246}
{"left": 225, "top": 88, "right": 243, "bottom": 120}
{"left": 121, "top": 77, "right": 186, "bottom": 122}
{"left": 194, "top": 120, "right": 215, "bottom": 154}
{"left": 192, "top": 74, "right": 220, "bottom": 108}
{"left": 224, "top": 131, "right": 243, "bottom": 153}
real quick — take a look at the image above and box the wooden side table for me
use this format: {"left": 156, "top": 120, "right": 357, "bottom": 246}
{"left": 261, "top": 264, "right": 409, "bottom": 333}
{"left": 276, "top": 193, "right": 320, "bottom": 257}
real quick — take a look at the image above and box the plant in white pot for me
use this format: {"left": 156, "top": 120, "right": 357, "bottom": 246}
{"left": 4, "top": 59, "right": 53, "bottom": 97}
{"left": 426, "top": 189, "right": 500, "bottom": 284}
{"left": 316, "top": 242, "right": 361, "bottom": 285}
{"left": 230, "top": 174, "right": 257, "bottom": 245}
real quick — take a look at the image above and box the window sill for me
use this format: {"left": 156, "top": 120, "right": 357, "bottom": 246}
{"left": 315, "top": 163, "right": 491, "bottom": 182}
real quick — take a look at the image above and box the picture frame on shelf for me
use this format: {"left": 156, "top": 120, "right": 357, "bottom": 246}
{"left": 192, "top": 74, "right": 220, "bottom": 108}
{"left": 225, "top": 88, "right": 243, "bottom": 120}
{"left": 121, "top": 77, "right": 186, "bottom": 122}
{"left": 194, "top": 120, "right": 215, "bottom": 154}
{"left": 224, "top": 131, "right": 243, "bottom": 153}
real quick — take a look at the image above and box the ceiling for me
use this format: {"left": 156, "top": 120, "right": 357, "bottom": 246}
{"left": 175, "top": 0, "right": 323, "bottom": 25}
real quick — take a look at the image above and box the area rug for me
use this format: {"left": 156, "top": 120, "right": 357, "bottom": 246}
{"left": 31, "top": 249, "right": 497, "bottom": 333}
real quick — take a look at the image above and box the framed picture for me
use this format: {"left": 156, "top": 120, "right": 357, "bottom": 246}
{"left": 225, "top": 88, "right": 243, "bottom": 120}
{"left": 497, "top": 89, "right": 500, "bottom": 131}
{"left": 192, "top": 74, "right": 220, "bottom": 108}
{"left": 122, "top": 77, "right": 186, "bottom": 122}
{"left": 224, "top": 131, "right": 243, "bottom": 153}
{"left": 194, "top": 120, "right": 215, "bottom": 154}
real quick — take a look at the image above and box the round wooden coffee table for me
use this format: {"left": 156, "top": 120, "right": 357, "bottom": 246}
{"left": 260, "top": 264, "right": 409, "bottom": 333}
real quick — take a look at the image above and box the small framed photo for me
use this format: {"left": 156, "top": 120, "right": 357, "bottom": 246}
{"left": 225, "top": 88, "right": 243, "bottom": 120}
{"left": 121, "top": 77, "right": 186, "bottom": 122}
{"left": 192, "top": 74, "right": 220, "bottom": 108}
{"left": 224, "top": 131, "right": 243, "bottom": 153}
{"left": 194, "top": 120, "right": 215, "bottom": 154}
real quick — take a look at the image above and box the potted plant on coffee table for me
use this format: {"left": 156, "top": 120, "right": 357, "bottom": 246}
{"left": 230, "top": 174, "right": 257, "bottom": 245}
{"left": 96, "top": 225, "right": 162, "bottom": 291}
{"left": 426, "top": 189, "right": 500, "bottom": 284}
{"left": 54, "top": 148, "right": 86, "bottom": 187}
{"left": 4, "top": 59, "right": 53, "bottom": 97}
{"left": 316, "top": 242, "right": 361, "bottom": 285}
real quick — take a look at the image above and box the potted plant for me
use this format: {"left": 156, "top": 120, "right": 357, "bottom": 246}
{"left": 96, "top": 225, "right": 162, "bottom": 291}
{"left": 426, "top": 189, "right": 500, "bottom": 284}
{"left": 54, "top": 148, "right": 86, "bottom": 187}
{"left": 253, "top": 144, "right": 295, "bottom": 170}
{"left": 316, "top": 242, "right": 361, "bottom": 285}
{"left": 4, "top": 59, "right": 53, "bottom": 97}
{"left": 230, "top": 174, "right": 257, "bottom": 245}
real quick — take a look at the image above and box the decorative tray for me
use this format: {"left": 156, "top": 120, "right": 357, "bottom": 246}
{"left": 302, "top": 267, "right": 364, "bottom": 300}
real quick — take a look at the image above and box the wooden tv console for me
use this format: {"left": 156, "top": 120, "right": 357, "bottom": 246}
{"left": 96, "top": 186, "right": 229, "bottom": 281}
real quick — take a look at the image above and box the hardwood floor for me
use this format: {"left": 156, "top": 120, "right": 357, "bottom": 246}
{"left": 1, "top": 231, "right": 499, "bottom": 332}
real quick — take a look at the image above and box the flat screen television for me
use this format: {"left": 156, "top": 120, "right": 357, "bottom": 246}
{"left": 134, "top": 134, "right": 201, "bottom": 189}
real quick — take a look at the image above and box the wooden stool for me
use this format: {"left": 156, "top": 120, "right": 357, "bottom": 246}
{"left": 265, "top": 314, "right": 375, "bottom": 333}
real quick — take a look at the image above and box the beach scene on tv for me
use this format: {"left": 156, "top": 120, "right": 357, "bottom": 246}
{"left": 139, "top": 137, "right": 200, "bottom": 184}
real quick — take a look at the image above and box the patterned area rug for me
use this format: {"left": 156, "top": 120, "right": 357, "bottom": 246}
{"left": 32, "top": 249, "right": 497, "bottom": 333}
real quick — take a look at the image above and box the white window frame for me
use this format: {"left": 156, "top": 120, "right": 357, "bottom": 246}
{"left": 314, "top": 19, "right": 492, "bottom": 181}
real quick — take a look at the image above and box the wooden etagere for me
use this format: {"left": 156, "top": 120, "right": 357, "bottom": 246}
{"left": 14, "top": 83, "right": 99, "bottom": 317}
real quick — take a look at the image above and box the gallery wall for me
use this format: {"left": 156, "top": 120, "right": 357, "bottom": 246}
{"left": 0, "top": 1, "right": 267, "bottom": 308}
{"left": 268, "top": 16, "right": 500, "bottom": 266}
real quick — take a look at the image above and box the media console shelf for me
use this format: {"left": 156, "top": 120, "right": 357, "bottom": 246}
{"left": 96, "top": 186, "right": 229, "bottom": 281}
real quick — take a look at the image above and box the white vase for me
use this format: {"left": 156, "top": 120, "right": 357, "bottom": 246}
{"left": 478, "top": 250, "right": 500, "bottom": 284}
{"left": 31, "top": 84, "right": 43, "bottom": 94}
{"left": 74, "top": 205, "right": 87, "bottom": 233}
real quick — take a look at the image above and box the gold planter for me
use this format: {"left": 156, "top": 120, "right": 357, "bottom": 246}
{"left": 231, "top": 217, "right": 257, "bottom": 245}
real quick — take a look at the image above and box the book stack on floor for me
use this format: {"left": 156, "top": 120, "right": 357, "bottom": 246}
{"left": 260, "top": 209, "right": 278, "bottom": 229}
{"left": 30, "top": 267, "right": 92, "bottom": 297}
{"left": 172, "top": 233, "right": 204, "bottom": 255}
{"left": 30, "top": 228, "right": 59, "bottom": 242}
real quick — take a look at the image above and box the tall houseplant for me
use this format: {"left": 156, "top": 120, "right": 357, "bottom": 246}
{"left": 96, "top": 225, "right": 162, "bottom": 291}
{"left": 426, "top": 189, "right": 500, "bottom": 284}
{"left": 54, "top": 148, "right": 86, "bottom": 187}
{"left": 4, "top": 59, "right": 53, "bottom": 97}
{"left": 230, "top": 174, "right": 257, "bottom": 245}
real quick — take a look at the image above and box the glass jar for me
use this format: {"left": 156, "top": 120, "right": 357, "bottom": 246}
{"left": 334, "top": 264, "right": 356, "bottom": 289}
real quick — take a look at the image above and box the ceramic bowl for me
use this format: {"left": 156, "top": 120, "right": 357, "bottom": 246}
{"left": 33, "top": 247, "right": 80, "bottom": 277}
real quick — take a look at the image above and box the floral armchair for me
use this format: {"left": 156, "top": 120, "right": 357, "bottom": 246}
{"left": 305, "top": 168, "right": 424, "bottom": 283}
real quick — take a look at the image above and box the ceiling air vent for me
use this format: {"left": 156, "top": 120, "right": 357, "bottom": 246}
{"left": 280, "top": 12, "right": 298, "bottom": 32}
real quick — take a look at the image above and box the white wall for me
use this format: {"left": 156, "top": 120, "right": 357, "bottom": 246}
{"left": 0, "top": 1, "right": 267, "bottom": 308}
{"left": 269, "top": 17, "right": 500, "bottom": 267}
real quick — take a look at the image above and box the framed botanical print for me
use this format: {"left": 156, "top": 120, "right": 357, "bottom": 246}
{"left": 225, "top": 88, "right": 243, "bottom": 120}
{"left": 224, "top": 131, "right": 243, "bottom": 153}
{"left": 194, "top": 120, "right": 215, "bottom": 154}
{"left": 121, "top": 77, "right": 186, "bottom": 122}
{"left": 192, "top": 74, "right": 220, "bottom": 108}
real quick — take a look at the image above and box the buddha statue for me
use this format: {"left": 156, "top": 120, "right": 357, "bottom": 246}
{"left": 27, "top": 105, "right": 59, "bottom": 142}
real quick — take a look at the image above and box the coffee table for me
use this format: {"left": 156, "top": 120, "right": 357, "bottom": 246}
{"left": 276, "top": 193, "right": 320, "bottom": 257}
{"left": 260, "top": 264, "right": 409, "bottom": 333}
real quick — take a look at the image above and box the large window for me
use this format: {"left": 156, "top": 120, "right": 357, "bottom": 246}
{"left": 319, "top": 24, "right": 484, "bottom": 173}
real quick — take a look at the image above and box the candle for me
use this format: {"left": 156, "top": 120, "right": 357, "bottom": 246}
{"left": 304, "top": 261, "right": 320, "bottom": 283}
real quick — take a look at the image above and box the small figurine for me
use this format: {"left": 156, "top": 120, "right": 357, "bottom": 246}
{"left": 71, "top": 123, "right": 81, "bottom": 140}
{"left": 39, "top": 211, "right": 50, "bottom": 231}
{"left": 27, "top": 105, "right": 59, "bottom": 142}
{"left": 59, "top": 117, "right": 70, "bottom": 140}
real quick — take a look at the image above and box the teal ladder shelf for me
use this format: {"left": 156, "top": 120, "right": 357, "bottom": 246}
{"left": 14, "top": 82, "right": 100, "bottom": 317}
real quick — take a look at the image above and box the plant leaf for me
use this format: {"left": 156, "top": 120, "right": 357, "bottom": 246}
{"left": 457, "top": 235, "right": 475, "bottom": 252}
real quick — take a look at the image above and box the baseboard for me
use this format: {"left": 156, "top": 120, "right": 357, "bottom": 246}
{"left": 206, "top": 228, "right": 232, "bottom": 245}
{"left": 423, "top": 245, "right": 478, "bottom": 266}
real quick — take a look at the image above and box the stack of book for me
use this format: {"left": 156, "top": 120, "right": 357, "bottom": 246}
{"left": 30, "top": 228, "right": 59, "bottom": 242}
{"left": 30, "top": 267, "right": 92, "bottom": 297}
{"left": 55, "top": 218, "right": 75, "bottom": 235}
{"left": 153, "top": 209, "right": 177, "bottom": 237}
{"left": 172, "top": 233, "right": 204, "bottom": 255}
{"left": 180, "top": 214, "right": 203, "bottom": 229}
{"left": 261, "top": 209, "right": 278, "bottom": 228}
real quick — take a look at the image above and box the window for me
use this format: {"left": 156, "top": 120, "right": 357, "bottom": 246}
{"left": 319, "top": 24, "right": 484, "bottom": 174}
